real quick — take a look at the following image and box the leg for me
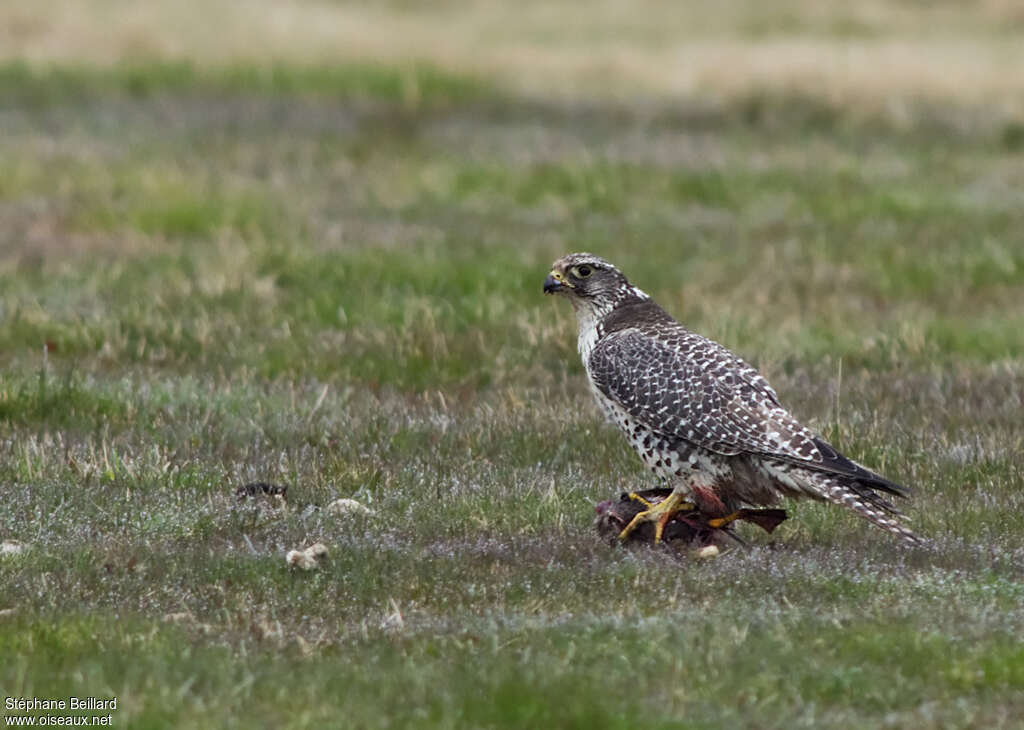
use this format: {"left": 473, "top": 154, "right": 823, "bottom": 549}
{"left": 706, "top": 512, "right": 742, "bottom": 529}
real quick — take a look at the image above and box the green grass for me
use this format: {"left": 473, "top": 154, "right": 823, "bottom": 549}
{"left": 0, "top": 60, "right": 488, "bottom": 109}
{"left": 1, "top": 58, "right": 1022, "bottom": 729}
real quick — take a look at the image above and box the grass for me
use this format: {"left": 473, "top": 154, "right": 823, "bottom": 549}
{"left": 4, "top": 1, "right": 1024, "bottom": 107}
{"left": 0, "top": 60, "right": 487, "bottom": 109}
{"left": 2, "top": 7, "right": 1024, "bottom": 727}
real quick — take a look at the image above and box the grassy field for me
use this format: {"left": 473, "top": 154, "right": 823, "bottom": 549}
{"left": 2, "top": 2, "right": 1024, "bottom": 728}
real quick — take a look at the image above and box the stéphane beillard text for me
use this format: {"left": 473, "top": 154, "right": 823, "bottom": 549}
{"left": 5, "top": 697, "right": 117, "bottom": 711}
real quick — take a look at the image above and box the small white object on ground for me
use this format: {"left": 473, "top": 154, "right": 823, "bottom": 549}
{"left": 162, "top": 612, "right": 194, "bottom": 624}
{"left": 286, "top": 550, "right": 316, "bottom": 570}
{"left": 1, "top": 541, "right": 25, "bottom": 556}
{"left": 695, "top": 545, "right": 720, "bottom": 559}
{"left": 306, "top": 542, "right": 328, "bottom": 558}
{"left": 326, "top": 498, "right": 373, "bottom": 517}
{"left": 286, "top": 542, "right": 329, "bottom": 570}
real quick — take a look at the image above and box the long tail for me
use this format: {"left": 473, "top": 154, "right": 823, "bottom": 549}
{"left": 766, "top": 462, "right": 922, "bottom": 546}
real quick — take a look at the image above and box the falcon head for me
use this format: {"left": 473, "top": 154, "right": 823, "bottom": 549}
{"left": 543, "top": 253, "right": 647, "bottom": 311}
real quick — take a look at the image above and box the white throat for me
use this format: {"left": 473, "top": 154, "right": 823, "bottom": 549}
{"left": 573, "top": 300, "right": 612, "bottom": 363}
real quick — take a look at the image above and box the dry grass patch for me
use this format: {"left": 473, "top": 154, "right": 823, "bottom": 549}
{"left": 4, "top": 0, "right": 1024, "bottom": 114}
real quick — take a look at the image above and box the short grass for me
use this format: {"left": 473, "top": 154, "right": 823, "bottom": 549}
{"left": 2, "top": 38, "right": 1023, "bottom": 730}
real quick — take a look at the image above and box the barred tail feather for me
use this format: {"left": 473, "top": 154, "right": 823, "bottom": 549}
{"left": 765, "top": 462, "right": 922, "bottom": 546}
{"left": 817, "top": 474, "right": 922, "bottom": 546}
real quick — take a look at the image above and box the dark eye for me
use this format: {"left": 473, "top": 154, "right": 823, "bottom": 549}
{"left": 573, "top": 265, "right": 592, "bottom": 278}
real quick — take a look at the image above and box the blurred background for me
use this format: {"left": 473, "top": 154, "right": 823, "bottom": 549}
{"left": 5, "top": 0, "right": 1024, "bottom": 106}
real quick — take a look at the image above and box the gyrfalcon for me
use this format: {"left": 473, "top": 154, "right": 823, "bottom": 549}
{"left": 544, "top": 253, "right": 920, "bottom": 545}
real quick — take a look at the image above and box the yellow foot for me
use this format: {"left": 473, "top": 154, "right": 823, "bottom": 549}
{"left": 706, "top": 511, "right": 742, "bottom": 529}
{"left": 618, "top": 492, "right": 695, "bottom": 543}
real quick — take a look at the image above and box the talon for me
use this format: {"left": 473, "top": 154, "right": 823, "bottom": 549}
{"left": 625, "top": 491, "right": 655, "bottom": 508}
{"left": 618, "top": 492, "right": 695, "bottom": 543}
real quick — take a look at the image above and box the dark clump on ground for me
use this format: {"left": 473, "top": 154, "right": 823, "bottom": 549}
{"left": 235, "top": 482, "right": 289, "bottom": 498}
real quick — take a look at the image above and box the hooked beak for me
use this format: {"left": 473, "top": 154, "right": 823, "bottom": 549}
{"left": 543, "top": 270, "right": 573, "bottom": 294}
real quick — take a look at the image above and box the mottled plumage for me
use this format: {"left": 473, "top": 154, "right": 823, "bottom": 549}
{"left": 544, "top": 253, "right": 920, "bottom": 545}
